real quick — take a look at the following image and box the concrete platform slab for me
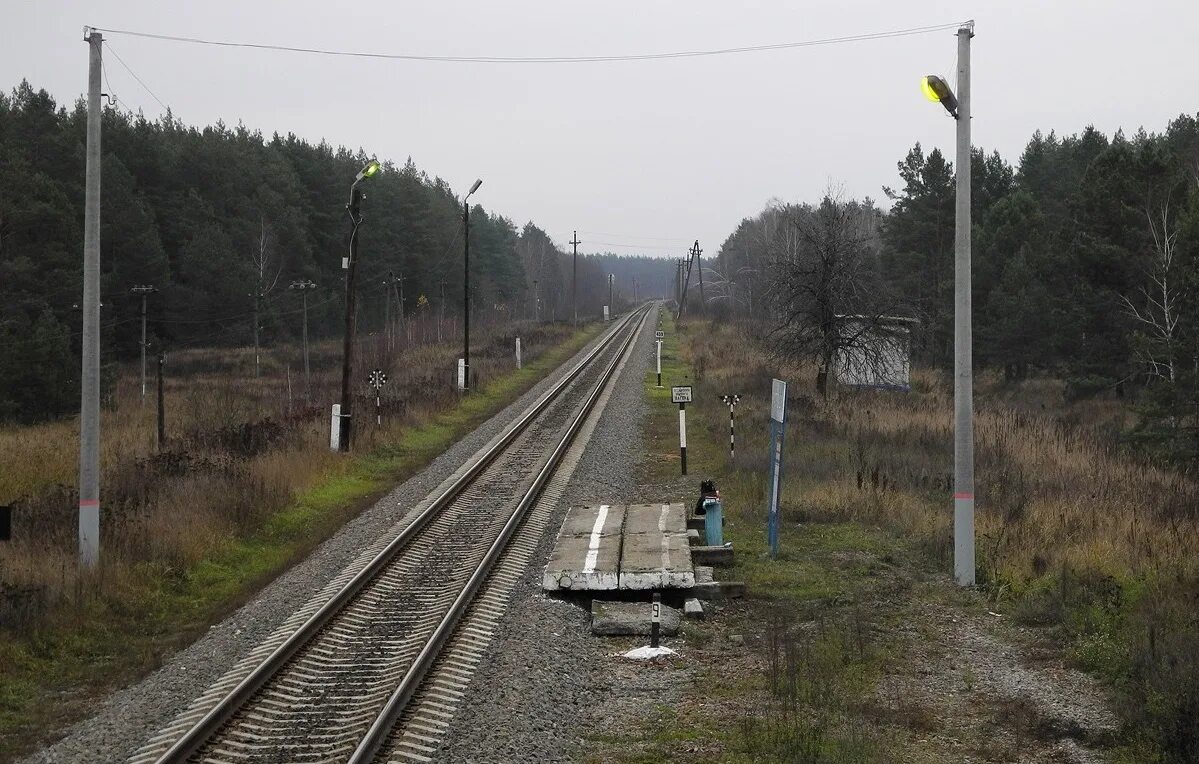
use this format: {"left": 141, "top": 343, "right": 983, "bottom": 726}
{"left": 618, "top": 503, "right": 694, "bottom": 590}
{"left": 542, "top": 504, "right": 625, "bottom": 591}
{"left": 692, "top": 544, "right": 734, "bottom": 567}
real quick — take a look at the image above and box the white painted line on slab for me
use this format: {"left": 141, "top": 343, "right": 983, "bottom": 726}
{"left": 582, "top": 504, "right": 610, "bottom": 574}
{"left": 659, "top": 503, "right": 671, "bottom": 574}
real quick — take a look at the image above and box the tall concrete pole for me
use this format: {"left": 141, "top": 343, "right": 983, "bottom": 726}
{"left": 383, "top": 272, "right": 392, "bottom": 351}
{"left": 462, "top": 199, "right": 471, "bottom": 390}
{"left": 140, "top": 294, "right": 147, "bottom": 396}
{"left": 338, "top": 187, "right": 364, "bottom": 452}
{"left": 79, "top": 30, "right": 102, "bottom": 569}
{"left": 130, "top": 286, "right": 152, "bottom": 398}
{"left": 288, "top": 279, "right": 315, "bottom": 392}
{"left": 953, "top": 23, "right": 975, "bottom": 587}
{"left": 570, "top": 231, "right": 580, "bottom": 324}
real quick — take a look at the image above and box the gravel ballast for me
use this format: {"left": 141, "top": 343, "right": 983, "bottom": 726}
{"left": 19, "top": 322, "right": 630, "bottom": 764}
{"left": 439, "top": 305, "right": 693, "bottom": 764}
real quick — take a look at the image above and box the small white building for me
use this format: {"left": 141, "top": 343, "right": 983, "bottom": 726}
{"left": 834, "top": 315, "right": 918, "bottom": 391}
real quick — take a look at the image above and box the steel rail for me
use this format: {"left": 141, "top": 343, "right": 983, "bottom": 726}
{"left": 350, "top": 305, "right": 650, "bottom": 763}
{"left": 154, "top": 308, "right": 645, "bottom": 764}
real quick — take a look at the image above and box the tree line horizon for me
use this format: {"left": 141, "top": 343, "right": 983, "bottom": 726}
{"left": 0, "top": 80, "right": 676, "bottom": 423}
{"left": 5, "top": 77, "right": 1199, "bottom": 460}
{"left": 714, "top": 112, "right": 1199, "bottom": 461}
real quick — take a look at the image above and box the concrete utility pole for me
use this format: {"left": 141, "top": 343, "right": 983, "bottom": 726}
{"left": 383, "top": 274, "right": 392, "bottom": 350}
{"left": 289, "top": 279, "right": 316, "bottom": 391}
{"left": 130, "top": 285, "right": 156, "bottom": 399}
{"left": 78, "top": 29, "right": 102, "bottom": 569}
{"left": 339, "top": 184, "right": 365, "bottom": 451}
{"left": 608, "top": 274, "right": 614, "bottom": 315}
{"left": 570, "top": 231, "right": 580, "bottom": 324}
{"left": 437, "top": 279, "right": 446, "bottom": 343}
{"left": 156, "top": 352, "right": 166, "bottom": 449}
{"left": 396, "top": 272, "right": 405, "bottom": 340}
{"left": 953, "top": 23, "right": 975, "bottom": 587}
{"left": 382, "top": 271, "right": 403, "bottom": 351}
{"left": 462, "top": 179, "right": 482, "bottom": 391}
{"left": 692, "top": 241, "right": 705, "bottom": 308}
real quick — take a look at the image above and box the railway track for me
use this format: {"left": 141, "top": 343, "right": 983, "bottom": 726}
{"left": 135, "top": 306, "right": 650, "bottom": 764}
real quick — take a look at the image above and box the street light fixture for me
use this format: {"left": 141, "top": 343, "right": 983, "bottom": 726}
{"left": 923, "top": 25, "right": 975, "bottom": 586}
{"left": 356, "top": 159, "right": 382, "bottom": 182}
{"left": 920, "top": 75, "right": 958, "bottom": 117}
{"left": 462, "top": 178, "right": 482, "bottom": 391}
{"left": 336, "top": 158, "right": 382, "bottom": 452}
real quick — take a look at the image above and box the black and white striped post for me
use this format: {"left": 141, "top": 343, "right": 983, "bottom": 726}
{"left": 650, "top": 592, "right": 662, "bottom": 648}
{"left": 654, "top": 329, "right": 664, "bottom": 387}
{"left": 721, "top": 394, "right": 741, "bottom": 461}
{"left": 672, "top": 385, "right": 692, "bottom": 475}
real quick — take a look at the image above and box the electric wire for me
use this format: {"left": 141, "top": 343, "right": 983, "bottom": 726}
{"left": 103, "top": 40, "right": 171, "bottom": 114}
{"left": 88, "top": 22, "right": 970, "bottom": 65}
{"left": 576, "top": 232, "right": 690, "bottom": 243}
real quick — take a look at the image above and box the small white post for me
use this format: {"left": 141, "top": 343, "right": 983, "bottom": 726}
{"left": 457, "top": 358, "right": 466, "bottom": 391}
{"left": 329, "top": 404, "right": 342, "bottom": 451}
{"left": 603, "top": 305, "right": 610, "bottom": 322}
{"left": 656, "top": 340, "right": 662, "bottom": 387}
{"left": 515, "top": 337, "right": 522, "bottom": 369}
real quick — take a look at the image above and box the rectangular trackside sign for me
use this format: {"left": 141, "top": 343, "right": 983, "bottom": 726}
{"left": 771, "top": 378, "right": 787, "bottom": 423}
{"left": 671, "top": 386, "right": 692, "bottom": 404}
{"left": 767, "top": 378, "right": 788, "bottom": 557}
{"left": 655, "top": 330, "right": 664, "bottom": 339}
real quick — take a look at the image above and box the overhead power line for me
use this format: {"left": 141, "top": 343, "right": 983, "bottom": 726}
{"left": 103, "top": 40, "right": 172, "bottom": 113}
{"left": 87, "top": 22, "right": 969, "bottom": 65}
{"left": 577, "top": 231, "right": 692, "bottom": 243}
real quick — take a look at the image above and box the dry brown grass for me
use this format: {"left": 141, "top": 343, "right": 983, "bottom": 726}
{"left": 681, "top": 318, "right": 1199, "bottom": 761}
{"left": 0, "top": 320, "right": 580, "bottom": 630}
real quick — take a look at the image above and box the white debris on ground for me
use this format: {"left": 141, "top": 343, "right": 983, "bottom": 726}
{"left": 621, "top": 645, "right": 677, "bottom": 660}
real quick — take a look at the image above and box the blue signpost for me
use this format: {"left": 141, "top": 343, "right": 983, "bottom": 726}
{"left": 766, "top": 378, "right": 787, "bottom": 558}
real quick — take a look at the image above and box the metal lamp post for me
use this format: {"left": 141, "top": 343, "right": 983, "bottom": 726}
{"left": 336, "top": 159, "right": 382, "bottom": 452}
{"left": 462, "top": 178, "right": 482, "bottom": 391}
{"left": 923, "top": 21, "right": 974, "bottom": 586}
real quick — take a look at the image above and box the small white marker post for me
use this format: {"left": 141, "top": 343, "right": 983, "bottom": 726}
{"left": 672, "top": 385, "right": 692, "bottom": 476}
{"left": 329, "top": 404, "right": 342, "bottom": 451}
{"left": 650, "top": 592, "right": 662, "bottom": 648}
{"left": 457, "top": 358, "right": 466, "bottom": 391}
{"left": 655, "top": 330, "right": 664, "bottom": 387}
{"left": 515, "top": 337, "right": 522, "bottom": 369}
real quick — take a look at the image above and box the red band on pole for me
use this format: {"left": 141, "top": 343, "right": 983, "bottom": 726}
{"left": 79, "top": 499, "right": 100, "bottom": 507}
{"left": 953, "top": 492, "right": 973, "bottom": 500}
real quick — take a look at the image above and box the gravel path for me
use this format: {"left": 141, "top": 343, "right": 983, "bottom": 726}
{"left": 19, "top": 324, "right": 624, "bottom": 764}
{"left": 439, "top": 305, "right": 693, "bottom": 764}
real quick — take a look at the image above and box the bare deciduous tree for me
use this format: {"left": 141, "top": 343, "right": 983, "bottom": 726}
{"left": 1123, "top": 193, "right": 1183, "bottom": 382}
{"left": 249, "top": 215, "right": 282, "bottom": 378}
{"left": 764, "top": 192, "right": 900, "bottom": 396}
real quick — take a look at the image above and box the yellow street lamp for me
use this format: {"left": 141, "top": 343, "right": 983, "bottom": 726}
{"left": 921, "top": 75, "right": 958, "bottom": 118}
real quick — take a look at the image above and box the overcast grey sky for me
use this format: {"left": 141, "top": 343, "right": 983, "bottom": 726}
{"left": 3, "top": 0, "right": 1196, "bottom": 258}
